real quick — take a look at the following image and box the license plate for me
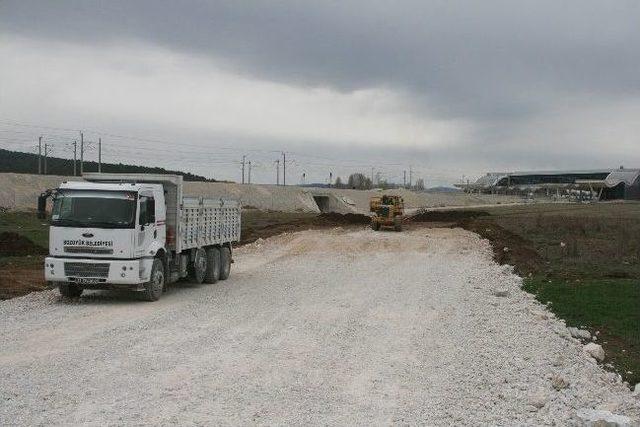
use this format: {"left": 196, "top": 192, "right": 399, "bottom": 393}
{"left": 76, "top": 278, "right": 101, "bottom": 285}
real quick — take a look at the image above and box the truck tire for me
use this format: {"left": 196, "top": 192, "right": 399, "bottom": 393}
{"left": 219, "top": 246, "right": 231, "bottom": 280}
{"left": 204, "top": 247, "right": 220, "bottom": 284}
{"left": 394, "top": 217, "right": 403, "bottom": 232}
{"left": 141, "top": 258, "right": 164, "bottom": 301}
{"left": 189, "top": 248, "right": 207, "bottom": 284}
{"left": 59, "top": 283, "right": 83, "bottom": 298}
{"left": 371, "top": 220, "right": 380, "bottom": 231}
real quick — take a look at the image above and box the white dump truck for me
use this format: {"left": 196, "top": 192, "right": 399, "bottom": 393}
{"left": 38, "top": 173, "right": 241, "bottom": 301}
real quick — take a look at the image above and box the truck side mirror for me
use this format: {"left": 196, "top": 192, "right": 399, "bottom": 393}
{"left": 37, "top": 190, "right": 53, "bottom": 219}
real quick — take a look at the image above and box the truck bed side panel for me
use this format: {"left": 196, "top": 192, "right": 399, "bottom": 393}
{"left": 180, "top": 198, "right": 240, "bottom": 250}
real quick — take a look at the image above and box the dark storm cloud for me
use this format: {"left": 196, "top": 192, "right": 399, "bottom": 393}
{"left": 2, "top": 1, "right": 640, "bottom": 183}
{"left": 3, "top": 0, "right": 639, "bottom": 121}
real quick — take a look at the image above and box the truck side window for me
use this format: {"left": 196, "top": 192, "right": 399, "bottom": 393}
{"left": 139, "top": 197, "right": 155, "bottom": 225}
{"left": 147, "top": 198, "right": 155, "bottom": 224}
{"left": 139, "top": 196, "right": 148, "bottom": 225}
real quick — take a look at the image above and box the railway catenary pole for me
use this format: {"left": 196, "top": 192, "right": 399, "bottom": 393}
{"left": 282, "top": 152, "right": 286, "bottom": 186}
{"left": 275, "top": 159, "right": 280, "bottom": 185}
{"left": 80, "top": 131, "right": 84, "bottom": 175}
{"left": 72, "top": 141, "right": 77, "bottom": 176}
{"left": 98, "top": 138, "right": 102, "bottom": 173}
{"left": 241, "top": 155, "right": 246, "bottom": 184}
{"left": 43, "top": 143, "right": 48, "bottom": 175}
{"left": 248, "top": 161, "right": 252, "bottom": 184}
{"left": 38, "top": 136, "right": 42, "bottom": 174}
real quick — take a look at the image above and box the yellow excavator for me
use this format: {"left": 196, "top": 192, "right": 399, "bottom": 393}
{"left": 370, "top": 195, "right": 404, "bottom": 231}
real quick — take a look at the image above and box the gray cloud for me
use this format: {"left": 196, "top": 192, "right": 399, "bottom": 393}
{"left": 1, "top": 0, "right": 640, "bottom": 184}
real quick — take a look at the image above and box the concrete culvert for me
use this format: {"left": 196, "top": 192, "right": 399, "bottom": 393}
{"left": 313, "top": 195, "right": 331, "bottom": 213}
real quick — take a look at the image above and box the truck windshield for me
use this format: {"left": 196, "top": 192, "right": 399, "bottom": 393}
{"left": 51, "top": 191, "right": 137, "bottom": 229}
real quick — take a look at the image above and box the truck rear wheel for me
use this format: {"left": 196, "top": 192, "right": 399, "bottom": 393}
{"left": 59, "top": 283, "right": 83, "bottom": 298}
{"left": 204, "top": 247, "right": 220, "bottom": 284}
{"left": 394, "top": 217, "right": 403, "bottom": 232}
{"left": 189, "top": 248, "right": 207, "bottom": 284}
{"left": 141, "top": 258, "right": 164, "bottom": 301}
{"left": 219, "top": 246, "right": 231, "bottom": 280}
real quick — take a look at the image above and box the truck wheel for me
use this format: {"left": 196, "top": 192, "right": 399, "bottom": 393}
{"left": 59, "top": 283, "right": 83, "bottom": 298}
{"left": 394, "top": 217, "right": 403, "bottom": 232}
{"left": 219, "top": 246, "right": 231, "bottom": 280}
{"left": 204, "top": 247, "right": 220, "bottom": 284}
{"left": 141, "top": 258, "right": 164, "bottom": 301}
{"left": 371, "top": 220, "right": 380, "bottom": 231}
{"left": 189, "top": 248, "right": 207, "bottom": 284}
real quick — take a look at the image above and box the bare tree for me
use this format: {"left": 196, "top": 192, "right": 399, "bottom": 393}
{"left": 347, "top": 173, "right": 372, "bottom": 190}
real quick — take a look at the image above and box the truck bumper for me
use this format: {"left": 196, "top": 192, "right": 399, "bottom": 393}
{"left": 44, "top": 257, "right": 155, "bottom": 289}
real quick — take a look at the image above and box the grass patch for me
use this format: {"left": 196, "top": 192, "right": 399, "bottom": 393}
{"left": 0, "top": 210, "right": 49, "bottom": 249}
{"left": 0, "top": 210, "right": 48, "bottom": 269}
{"left": 524, "top": 277, "right": 640, "bottom": 385}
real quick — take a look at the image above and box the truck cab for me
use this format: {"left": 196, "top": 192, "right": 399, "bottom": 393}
{"left": 45, "top": 181, "right": 165, "bottom": 292}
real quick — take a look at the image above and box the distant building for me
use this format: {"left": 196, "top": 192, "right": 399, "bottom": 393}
{"left": 600, "top": 169, "right": 640, "bottom": 200}
{"left": 458, "top": 168, "right": 640, "bottom": 201}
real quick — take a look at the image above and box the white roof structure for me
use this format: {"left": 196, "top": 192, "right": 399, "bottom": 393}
{"left": 604, "top": 169, "right": 640, "bottom": 187}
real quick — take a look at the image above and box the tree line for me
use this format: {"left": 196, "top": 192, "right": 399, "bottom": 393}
{"left": 0, "top": 148, "right": 214, "bottom": 182}
{"left": 333, "top": 173, "right": 425, "bottom": 191}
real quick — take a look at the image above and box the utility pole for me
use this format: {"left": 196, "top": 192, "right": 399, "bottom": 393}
{"left": 38, "top": 136, "right": 42, "bottom": 174}
{"left": 282, "top": 152, "right": 286, "bottom": 186}
{"left": 98, "top": 137, "right": 102, "bottom": 173}
{"left": 329, "top": 171, "right": 333, "bottom": 187}
{"left": 72, "top": 141, "right": 77, "bottom": 176}
{"left": 248, "top": 161, "right": 252, "bottom": 184}
{"left": 43, "top": 143, "right": 49, "bottom": 175}
{"left": 241, "top": 155, "right": 246, "bottom": 184}
{"left": 403, "top": 170, "right": 406, "bottom": 188}
{"left": 80, "top": 131, "right": 84, "bottom": 175}
{"left": 275, "top": 159, "right": 280, "bottom": 185}
{"left": 409, "top": 166, "right": 413, "bottom": 189}
{"left": 371, "top": 167, "right": 374, "bottom": 183}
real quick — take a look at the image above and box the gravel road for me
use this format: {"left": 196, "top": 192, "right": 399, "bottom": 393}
{"left": 1, "top": 228, "right": 638, "bottom": 425}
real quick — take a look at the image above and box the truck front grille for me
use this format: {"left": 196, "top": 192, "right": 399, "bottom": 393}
{"left": 64, "top": 262, "right": 110, "bottom": 278}
{"left": 64, "top": 246, "right": 114, "bottom": 255}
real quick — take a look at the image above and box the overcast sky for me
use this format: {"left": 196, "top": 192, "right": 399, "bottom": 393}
{"left": 1, "top": 1, "right": 639, "bottom": 185}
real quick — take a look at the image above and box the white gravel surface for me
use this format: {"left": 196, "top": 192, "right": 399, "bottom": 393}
{"left": 1, "top": 228, "right": 638, "bottom": 425}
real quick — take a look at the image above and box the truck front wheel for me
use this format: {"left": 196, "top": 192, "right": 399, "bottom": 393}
{"left": 219, "top": 246, "right": 231, "bottom": 280}
{"left": 141, "top": 258, "right": 164, "bottom": 301}
{"left": 59, "top": 283, "right": 83, "bottom": 298}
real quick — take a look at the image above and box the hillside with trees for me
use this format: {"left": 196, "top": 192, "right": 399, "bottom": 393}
{"left": 0, "top": 148, "right": 214, "bottom": 182}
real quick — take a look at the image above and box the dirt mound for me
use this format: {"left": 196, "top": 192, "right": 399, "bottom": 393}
{"left": 0, "top": 232, "right": 47, "bottom": 257}
{"left": 316, "top": 212, "right": 370, "bottom": 225}
{"left": 409, "top": 210, "right": 490, "bottom": 222}
{"left": 459, "top": 220, "right": 543, "bottom": 276}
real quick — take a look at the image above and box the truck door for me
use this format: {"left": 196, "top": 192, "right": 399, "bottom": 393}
{"left": 136, "top": 195, "right": 156, "bottom": 256}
